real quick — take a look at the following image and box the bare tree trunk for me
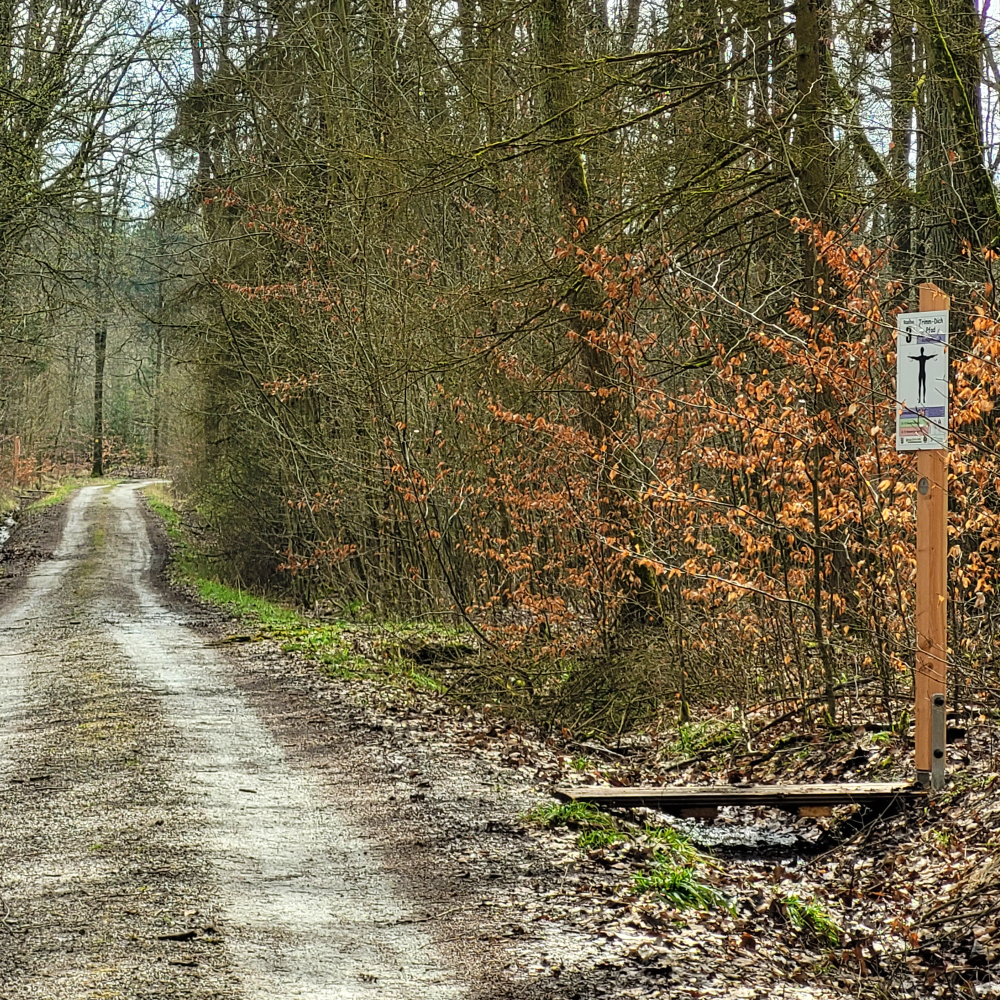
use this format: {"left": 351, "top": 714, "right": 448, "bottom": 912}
{"left": 151, "top": 328, "right": 163, "bottom": 469}
{"left": 916, "top": 0, "right": 1000, "bottom": 289}
{"left": 91, "top": 196, "right": 105, "bottom": 478}
{"left": 889, "top": 0, "right": 914, "bottom": 277}
{"left": 369, "top": 0, "right": 394, "bottom": 145}
{"left": 793, "top": 0, "right": 834, "bottom": 283}
{"left": 92, "top": 318, "right": 106, "bottom": 477}
{"left": 181, "top": 0, "right": 213, "bottom": 194}
{"left": 536, "top": 0, "right": 661, "bottom": 628}
{"left": 536, "top": 0, "right": 615, "bottom": 439}
{"left": 618, "top": 0, "right": 640, "bottom": 54}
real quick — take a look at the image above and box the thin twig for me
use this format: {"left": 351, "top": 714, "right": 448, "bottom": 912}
{"left": 374, "top": 905, "right": 467, "bottom": 928}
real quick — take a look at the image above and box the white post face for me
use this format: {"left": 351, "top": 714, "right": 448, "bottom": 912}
{"left": 896, "top": 310, "right": 949, "bottom": 451}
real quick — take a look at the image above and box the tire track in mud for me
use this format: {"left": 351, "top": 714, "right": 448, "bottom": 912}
{"left": 0, "top": 482, "right": 464, "bottom": 999}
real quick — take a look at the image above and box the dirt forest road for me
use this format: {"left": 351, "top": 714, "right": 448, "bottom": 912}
{"left": 0, "top": 481, "right": 538, "bottom": 1000}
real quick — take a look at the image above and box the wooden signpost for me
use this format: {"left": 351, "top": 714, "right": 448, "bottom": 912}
{"left": 896, "top": 283, "right": 950, "bottom": 789}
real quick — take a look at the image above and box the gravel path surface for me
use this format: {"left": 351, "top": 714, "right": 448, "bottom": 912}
{"left": 0, "top": 483, "right": 470, "bottom": 998}
{"left": 0, "top": 481, "right": 699, "bottom": 1000}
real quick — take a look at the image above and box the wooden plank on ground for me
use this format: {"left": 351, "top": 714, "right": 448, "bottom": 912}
{"left": 554, "top": 782, "right": 922, "bottom": 814}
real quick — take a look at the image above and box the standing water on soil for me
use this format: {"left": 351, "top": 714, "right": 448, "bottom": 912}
{"left": 0, "top": 514, "right": 15, "bottom": 548}
{"left": 669, "top": 806, "right": 826, "bottom": 859}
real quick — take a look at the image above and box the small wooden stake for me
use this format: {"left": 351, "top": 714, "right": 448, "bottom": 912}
{"left": 914, "top": 282, "right": 949, "bottom": 788}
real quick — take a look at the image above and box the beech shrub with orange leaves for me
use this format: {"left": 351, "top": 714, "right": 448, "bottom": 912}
{"left": 213, "top": 207, "right": 1000, "bottom": 727}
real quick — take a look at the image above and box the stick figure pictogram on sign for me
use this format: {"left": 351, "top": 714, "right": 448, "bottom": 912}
{"left": 909, "top": 346, "right": 936, "bottom": 404}
{"left": 897, "top": 309, "right": 948, "bottom": 451}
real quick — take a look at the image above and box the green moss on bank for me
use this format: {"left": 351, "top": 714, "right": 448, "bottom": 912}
{"left": 142, "top": 484, "right": 374, "bottom": 677}
{"left": 195, "top": 579, "right": 300, "bottom": 627}
{"left": 143, "top": 485, "right": 182, "bottom": 538}
{"left": 141, "top": 484, "right": 476, "bottom": 697}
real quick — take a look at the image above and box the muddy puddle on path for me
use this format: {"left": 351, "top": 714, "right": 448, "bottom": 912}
{"left": 663, "top": 802, "right": 882, "bottom": 868}
{"left": 674, "top": 810, "right": 815, "bottom": 858}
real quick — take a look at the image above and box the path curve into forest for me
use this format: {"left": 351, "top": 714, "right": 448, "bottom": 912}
{"left": 0, "top": 481, "right": 465, "bottom": 999}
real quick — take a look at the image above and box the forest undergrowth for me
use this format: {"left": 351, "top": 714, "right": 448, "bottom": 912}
{"left": 139, "top": 222, "right": 1000, "bottom": 997}
{"left": 141, "top": 473, "right": 1000, "bottom": 997}
{"left": 160, "top": 227, "right": 1000, "bottom": 740}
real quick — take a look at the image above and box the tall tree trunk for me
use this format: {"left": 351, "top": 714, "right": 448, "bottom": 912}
{"left": 889, "top": 0, "right": 915, "bottom": 278}
{"left": 91, "top": 198, "right": 105, "bottom": 478}
{"left": 151, "top": 274, "right": 164, "bottom": 469}
{"left": 536, "top": 0, "right": 615, "bottom": 438}
{"left": 182, "top": 0, "right": 213, "bottom": 194}
{"left": 92, "top": 317, "right": 106, "bottom": 477}
{"left": 793, "top": 0, "right": 834, "bottom": 283}
{"left": 536, "top": 0, "right": 658, "bottom": 626}
{"left": 619, "top": 0, "right": 640, "bottom": 54}
{"left": 916, "top": 0, "right": 1000, "bottom": 291}
{"left": 369, "top": 0, "right": 394, "bottom": 146}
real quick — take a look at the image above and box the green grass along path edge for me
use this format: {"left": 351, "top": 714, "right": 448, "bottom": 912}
{"left": 141, "top": 482, "right": 456, "bottom": 689}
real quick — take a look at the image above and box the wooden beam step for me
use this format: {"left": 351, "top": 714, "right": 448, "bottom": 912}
{"left": 553, "top": 782, "right": 923, "bottom": 814}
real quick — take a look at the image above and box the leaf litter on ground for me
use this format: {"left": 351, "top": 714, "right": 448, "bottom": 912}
{"left": 179, "top": 576, "right": 1000, "bottom": 997}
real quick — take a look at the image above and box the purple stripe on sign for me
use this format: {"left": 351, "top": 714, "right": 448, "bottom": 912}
{"left": 902, "top": 408, "right": 946, "bottom": 418}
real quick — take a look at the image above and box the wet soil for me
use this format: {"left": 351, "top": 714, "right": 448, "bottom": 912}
{"left": 0, "top": 483, "right": 653, "bottom": 1000}
{"left": 0, "top": 501, "right": 68, "bottom": 601}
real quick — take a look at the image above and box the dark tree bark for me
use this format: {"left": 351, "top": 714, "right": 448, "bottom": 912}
{"left": 618, "top": 0, "right": 640, "bottom": 54}
{"left": 793, "top": 0, "right": 834, "bottom": 282}
{"left": 536, "top": 0, "right": 616, "bottom": 440}
{"left": 916, "top": 0, "right": 1000, "bottom": 288}
{"left": 536, "top": 0, "right": 664, "bottom": 626}
{"left": 92, "top": 317, "right": 106, "bottom": 477}
{"left": 888, "top": 0, "right": 915, "bottom": 276}
{"left": 369, "top": 0, "right": 394, "bottom": 144}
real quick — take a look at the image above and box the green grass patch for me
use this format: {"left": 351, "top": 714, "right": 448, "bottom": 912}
{"left": 142, "top": 483, "right": 218, "bottom": 585}
{"left": 527, "top": 804, "right": 710, "bottom": 865}
{"left": 143, "top": 485, "right": 182, "bottom": 540}
{"left": 197, "top": 579, "right": 301, "bottom": 627}
{"left": 670, "top": 719, "right": 743, "bottom": 757}
{"left": 394, "top": 665, "right": 447, "bottom": 693}
{"left": 524, "top": 800, "right": 619, "bottom": 831}
{"left": 25, "top": 475, "right": 109, "bottom": 511}
{"left": 633, "top": 855, "right": 732, "bottom": 912}
{"left": 641, "top": 823, "right": 706, "bottom": 866}
{"left": 141, "top": 484, "right": 470, "bottom": 691}
{"left": 779, "top": 893, "right": 841, "bottom": 945}
{"left": 197, "top": 580, "right": 373, "bottom": 673}
{"left": 577, "top": 828, "right": 629, "bottom": 849}
{"left": 315, "top": 647, "right": 368, "bottom": 680}
{"left": 142, "top": 484, "right": 365, "bottom": 669}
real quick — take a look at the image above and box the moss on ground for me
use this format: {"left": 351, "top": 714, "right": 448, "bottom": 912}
{"left": 142, "top": 484, "right": 459, "bottom": 683}
{"left": 26, "top": 476, "right": 119, "bottom": 511}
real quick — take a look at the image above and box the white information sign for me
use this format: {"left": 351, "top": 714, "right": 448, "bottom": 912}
{"left": 896, "top": 310, "right": 949, "bottom": 451}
